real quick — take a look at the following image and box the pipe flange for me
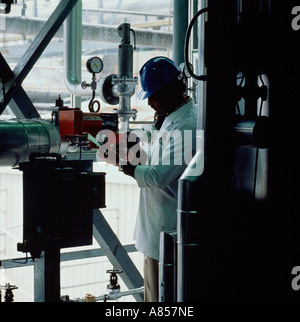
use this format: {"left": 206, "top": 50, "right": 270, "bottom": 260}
{"left": 99, "top": 74, "right": 119, "bottom": 105}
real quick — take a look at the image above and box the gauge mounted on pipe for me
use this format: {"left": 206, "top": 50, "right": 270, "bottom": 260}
{"left": 86, "top": 56, "right": 103, "bottom": 74}
{"left": 82, "top": 57, "right": 103, "bottom": 113}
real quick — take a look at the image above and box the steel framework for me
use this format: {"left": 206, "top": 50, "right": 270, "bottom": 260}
{"left": 0, "top": 0, "right": 144, "bottom": 302}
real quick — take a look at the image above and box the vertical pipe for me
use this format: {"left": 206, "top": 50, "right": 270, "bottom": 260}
{"left": 177, "top": 0, "right": 208, "bottom": 302}
{"left": 63, "top": 0, "right": 82, "bottom": 108}
{"left": 177, "top": 0, "right": 238, "bottom": 302}
{"left": 33, "top": 0, "right": 38, "bottom": 17}
{"left": 98, "top": 0, "right": 104, "bottom": 24}
{"left": 173, "top": 0, "right": 189, "bottom": 65}
{"left": 192, "top": 0, "right": 199, "bottom": 50}
{"left": 197, "top": 0, "right": 208, "bottom": 132}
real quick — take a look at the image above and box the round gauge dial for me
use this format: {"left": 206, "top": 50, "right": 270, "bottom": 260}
{"left": 86, "top": 56, "right": 103, "bottom": 74}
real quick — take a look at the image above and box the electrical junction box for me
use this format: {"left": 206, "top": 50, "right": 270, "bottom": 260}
{"left": 17, "top": 156, "right": 106, "bottom": 260}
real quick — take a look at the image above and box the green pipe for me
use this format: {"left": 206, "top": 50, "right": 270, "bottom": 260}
{"left": 63, "top": 0, "right": 82, "bottom": 108}
{"left": 173, "top": 0, "right": 189, "bottom": 66}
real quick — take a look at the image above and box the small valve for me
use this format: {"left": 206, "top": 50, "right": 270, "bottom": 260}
{"left": 106, "top": 268, "right": 123, "bottom": 291}
{"left": 0, "top": 283, "right": 18, "bottom": 302}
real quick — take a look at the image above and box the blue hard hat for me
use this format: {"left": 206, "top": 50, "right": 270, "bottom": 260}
{"left": 137, "top": 56, "right": 182, "bottom": 100}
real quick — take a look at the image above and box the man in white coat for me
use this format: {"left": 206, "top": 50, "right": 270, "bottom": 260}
{"left": 121, "top": 56, "right": 198, "bottom": 302}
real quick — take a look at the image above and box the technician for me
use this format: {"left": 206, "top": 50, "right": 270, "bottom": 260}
{"left": 121, "top": 56, "right": 197, "bottom": 302}
{"left": 100, "top": 56, "right": 197, "bottom": 302}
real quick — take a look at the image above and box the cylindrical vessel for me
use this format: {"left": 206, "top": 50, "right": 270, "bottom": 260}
{"left": 118, "top": 45, "right": 133, "bottom": 79}
{"left": 117, "top": 23, "right": 133, "bottom": 79}
{"left": 233, "top": 117, "right": 271, "bottom": 148}
{"left": 0, "top": 119, "right": 66, "bottom": 167}
{"left": 177, "top": 195, "right": 202, "bottom": 302}
{"left": 159, "top": 231, "right": 177, "bottom": 302}
{"left": 176, "top": 149, "right": 206, "bottom": 302}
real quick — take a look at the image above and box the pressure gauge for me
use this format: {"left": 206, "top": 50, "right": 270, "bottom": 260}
{"left": 86, "top": 56, "right": 103, "bottom": 74}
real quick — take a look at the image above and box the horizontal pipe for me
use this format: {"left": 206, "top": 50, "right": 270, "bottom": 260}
{"left": 4, "top": 16, "right": 173, "bottom": 48}
{"left": 0, "top": 119, "right": 67, "bottom": 167}
{"left": 82, "top": 7, "right": 172, "bottom": 18}
{"left": 71, "top": 286, "right": 144, "bottom": 302}
{"left": 95, "top": 286, "right": 144, "bottom": 302}
{"left": 129, "top": 121, "right": 154, "bottom": 124}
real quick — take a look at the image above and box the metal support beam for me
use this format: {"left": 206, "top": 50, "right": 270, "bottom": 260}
{"left": 93, "top": 209, "right": 144, "bottom": 302}
{"left": 1, "top": 212, "right": 143, "bottom": 302}
{"left": 9, "top": 91, "right": 41, "bottom": 119}
{"left": 34, "top": 250, "right": 61, "bottom": 302}
{"left": 0, "top": 244, "right": 138, "bottom": 269}
{"left": 0, "top": 53, "right": 40, "bottom": 118}
{"left": 0, "top": 0, "right": 79, "bottom": 117}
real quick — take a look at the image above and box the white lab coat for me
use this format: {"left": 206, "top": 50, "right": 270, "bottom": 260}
{"left": 133, "top": 98, "right": 197, "bottom": 260}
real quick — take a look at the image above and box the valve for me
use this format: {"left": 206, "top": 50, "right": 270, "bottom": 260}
{"left": 106, "top": 268, "right": 123, "bottom": 291}
{"left": 0, "top": 0, "right": 17, "bottom": 14}
{"left": 103, "top": 268, "right": 123, "bottom": 302}
{"left": 99, "top": 23, "right": 138, "bottom": 132}
{"left": 0, "top": 283, "right": 18, "bottom": 302}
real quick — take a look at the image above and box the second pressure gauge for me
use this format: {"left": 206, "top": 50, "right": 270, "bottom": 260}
{"left": 86, "top": 56, "right": 103, "bottom": 74}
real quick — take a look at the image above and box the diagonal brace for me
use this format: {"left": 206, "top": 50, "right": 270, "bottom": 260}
{"left": 0, "top": 53, "right": 40, "bottom": 118}
{"left": 0, "top": 0, "right": 79, "bottom": 117}
{"left": 93, "top": 209, "right": 144, "bottom": 302}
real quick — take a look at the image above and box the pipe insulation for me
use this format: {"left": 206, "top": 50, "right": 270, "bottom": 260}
{"left": 0, "top": 119, "right": 67, "bottom": 167}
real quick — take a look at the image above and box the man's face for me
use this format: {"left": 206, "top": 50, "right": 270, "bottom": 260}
{"left": 147, "top": 89, "right": 175, "bottom": 116}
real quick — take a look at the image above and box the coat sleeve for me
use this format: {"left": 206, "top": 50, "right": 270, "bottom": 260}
{"left": 134, "top": 128, "right": 196, "bottom": 189}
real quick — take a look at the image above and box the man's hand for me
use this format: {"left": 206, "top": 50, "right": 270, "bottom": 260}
{"left": 97, "top": 131, "right": 148, "bottom": 169}
{"left": 121, "top": 164, "right": 137, "bottom": 178}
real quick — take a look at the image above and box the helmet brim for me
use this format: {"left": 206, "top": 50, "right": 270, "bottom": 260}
{"left": 137, "top": 89, "right": 156, "bottom": 100}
